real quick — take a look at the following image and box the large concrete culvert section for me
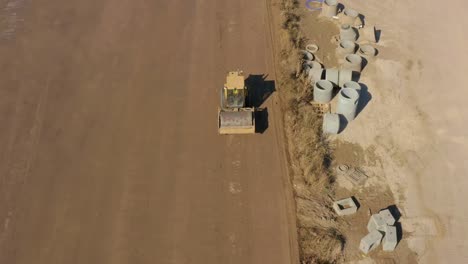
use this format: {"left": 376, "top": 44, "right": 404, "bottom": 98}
{"left": 340, "top": 24, "right": 358, "bottom": 41}
{"left": 323, "top": 113, "right": 340, "bottom": 134}
{"left": 338, "top": 69, "right": 352, "bottom": 87}
{"left": 325, "top": 68, "right": 339, "bottom": 86}
{"left": 337, "top": 88, "right": 360, "bottom": 121}
{"left": 313, "top": 80, "right": 334, "bottom": 103}
{"left": 343, "top": 54, "right": 363, "bottom": 72}
{"left": 321, "top": 0, "right": 338, "bottom": 18}
{"left": 359, "top": 44, "right": 377, "bottom": 58}
{"left": 342, "top": 8, "right": 359, "bottom": 26}
{"left": 338, "top": 40, "right": 357, "bottom": 55}
{"left": 343, "top": 81, "right": 361, "bottom": 94}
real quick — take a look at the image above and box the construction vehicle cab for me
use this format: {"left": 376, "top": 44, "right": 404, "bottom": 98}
{"left": 218, "top": 71, "right": 255, "bottom": 134}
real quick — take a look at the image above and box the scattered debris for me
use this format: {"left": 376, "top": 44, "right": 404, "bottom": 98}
{"left": 310, "top": 101, "right": 331, "bottom": 117}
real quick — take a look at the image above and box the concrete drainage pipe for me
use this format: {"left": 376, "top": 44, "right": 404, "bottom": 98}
{"left": 313, "top": 80, "right": 334, "bottom": 103}
{"left": 359, "top": 44, "right": 377, "bottom": 57}
{"left": 340, "top": 24, "right": 358, "bottom": 41}
{"left": 338, "top": 40, "right": 356, "bottom": 55}
{"left": 321, "top": 0, "right": 338, "bottom": 18}
{"left": 306, "top": 61, "right": 323, "bottom": 82}
{"left": 300, "top": 50, "right": 314, "bottom": 61}
{"left": 323, "top": 113, "right": 340, "bottom": 134}
{"left": 306, "top": 44, "right": 319, "bottom": 53}
{"left": 343, "top": 81, "right": 361, "bottom": 95}
{"left": 325, "top": 68, "right": 339, "bottom": 86}
{"left": 337, "top": 88, "right": 360, "bottom": 121}
{"left": 338, "top": 69, "right": 353, "bottom": 87}
{"left": 342, "top": 8, "right": 359, "bottom": 26}
{"left": 343, "top": 54, "right": 363, "bottom": 73}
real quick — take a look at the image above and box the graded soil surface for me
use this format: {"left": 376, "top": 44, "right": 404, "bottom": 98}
{"left": 0, "top": 0, "right": 297, "bottom": 263}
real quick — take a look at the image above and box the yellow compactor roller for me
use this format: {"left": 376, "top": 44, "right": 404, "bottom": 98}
{"left": 218, "top": 71, "right": 255, "bottom": 134}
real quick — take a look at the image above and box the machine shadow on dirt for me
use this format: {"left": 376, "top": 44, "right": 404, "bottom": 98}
{"left": 255, "top": 108, "right": 269, "bottom": 134}
{"left": 245, "top": 74, "right": 276, "bottom": 108}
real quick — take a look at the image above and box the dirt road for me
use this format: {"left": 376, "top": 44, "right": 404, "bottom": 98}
{"left": 0, "top": 0, "right": 297, "bottom": 263}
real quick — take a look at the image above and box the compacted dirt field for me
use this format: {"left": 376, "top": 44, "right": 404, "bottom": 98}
{"left": 0, "top": 1, "right": 298, "bottom": 263}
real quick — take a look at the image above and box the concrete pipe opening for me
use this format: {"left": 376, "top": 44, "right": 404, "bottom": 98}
{"left": 308, "top": 66, "right": 323, "bottom": 83}
{"left": 344, "top": 54, "right": 362, "bottom": 72}
{"left": 337, "top": 88, "right": 359, "bottom": 121}
{"left": 339, "top": 40, "right": 356, "bottom": 54}
{"left": 316, "top": 80, "right": 333, "bottom": 91}
{"left": 341, "top": 24, "right": 351, "bottom": 31}
{"left": 314, "top": 80, "right": 334, "bottom": 103}
{"left": 306, "top": 44, "right": 319, "bottom": 53}
{"left": 359, "top": 45, "right": 377, "bottom": 57}
{"left": 342, "top": 8, "right": 359, "bottom": 26}
{"left": 343, "top": 81, "right": 361, "bottom": 94}
{"left": 322, "top": 0, "right": 338, "bottom": 17}
{"left": 340, "top": 88, "right": 359, "bottom": 103}
{"left": 344, "top": 9, "right": 359, "bottom": 18}
{"left": 340, "top": 24, "right": 357, "bottom": 41}
{"left": 345, "top": 54, "right": 362, "bottom": 64}
{"left": 300, "top": 50, "right": 314, "bottom": 61}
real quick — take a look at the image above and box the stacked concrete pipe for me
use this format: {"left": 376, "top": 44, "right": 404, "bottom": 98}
{"left": 359, "top": 44, "right": 377, "bottom": 58}
{"left": 343, "top": 81, "right": 361, "bottom": 94}
{"left": 321, "top": 0, "right": 338, "bottom": 18}
{"left": 343, "top": 54, "right": 363, "bottom": 73}
{"left": 337, "top": 88, "right": 360, "bottom": 121}
{"left": 300, "top": 50, "right": 314, "bottom": 61}
{"left": 313, "top": 80, "right": 334, "bottom": 103}
{"left": 338, "top": 40, "right": 357, "bottom": 55}
{"left": 323, "top": 113, "right": 340, "bottom": 134}
{"left": 340, "top": 24, "right": 358, "bottom": 41}
{"left": 338, "top": 69, "right": 353, "bottom": 87}
{"left": 325, "top": 68, "right": 339, "bottom": 86}
{"left": 342, "top": 8, "right": 359, "bottom": 26}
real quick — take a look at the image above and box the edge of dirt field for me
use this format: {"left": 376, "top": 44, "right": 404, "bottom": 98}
{"left": 264, "top": 0, "right": 301, "bottom": 263}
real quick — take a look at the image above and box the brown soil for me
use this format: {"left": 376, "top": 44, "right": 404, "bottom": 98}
{"left": 0, "top": 0, "right": 298, "bottom": 263}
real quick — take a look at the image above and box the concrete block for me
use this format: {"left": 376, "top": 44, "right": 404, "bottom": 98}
{"left": 367, "top": 214, "right": 386, "bottom": 232}
{"left": 332, "top": 197, "right": 358, "bottom": 216}
{"left": 379, "top": 209, "right": 396, "bottom": 226}
{"left": 323, "top": 113, "right": 340, "bottom": 134}
{"left": 383, "top": 225, "right": 398, "bottom": 252}
{"left": 359, "top": 230, "right": 383, "bottom": 254}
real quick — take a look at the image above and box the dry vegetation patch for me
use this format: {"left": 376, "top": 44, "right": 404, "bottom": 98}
{"left": 276, "top": 0, "right": 345, "bottom": 263}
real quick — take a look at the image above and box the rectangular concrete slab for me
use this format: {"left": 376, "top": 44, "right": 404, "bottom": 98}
{"left": 379, "top": 209, "right": 396, "bottom": 225}
{"left": 367, "top": 214, "right": 386, "bottom": 232}
{"left": 359, "top": 230, "right": 383, "bottom": 254}
{"left": 383, "top": 225, "right": 398, "bottom": 251}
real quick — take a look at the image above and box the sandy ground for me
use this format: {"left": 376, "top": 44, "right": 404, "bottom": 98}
{"left": 305, "top": 0, "right": 468, "bottom": 263}
{"left": 0, "top": 0, "right": 298, "bottom": 263}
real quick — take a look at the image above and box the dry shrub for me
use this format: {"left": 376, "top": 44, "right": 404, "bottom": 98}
{"left": 276, "top": 0, "right": 345, "bottom": 263}
{"left": 299, "top": 227, "right": 345, "bottom": 264}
